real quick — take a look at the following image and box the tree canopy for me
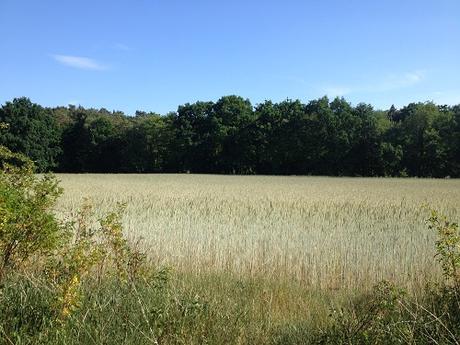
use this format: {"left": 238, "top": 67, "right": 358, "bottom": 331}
{"left": 1, "top": 96, "right": 459, "bottom": 177}
{"left": 0, "top": 98, "right": 61, "bottom": 172}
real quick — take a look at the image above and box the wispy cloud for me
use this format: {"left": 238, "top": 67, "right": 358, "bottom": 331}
{"left": 52, "top": 54, "right": 107, "bottom": 70}
{"left": 319, "top": 70, "right": 426, "bottom": 97}
{"left": 282, "top": 76, "right": 308, "bottom": 85}
{"left": 114, "top": 43, "right": 130, "bottom": 51}
{"left": 430, "top": 89, "right": 460, "bottom": 105}
{"left": 68, "top": 100, "right": 80, "bottom": 106}
{"left": 378, "top": 70, "right": 425, "bottom": 91}
{"left": 322, "top": 86, "right": 352, "bottom": 97}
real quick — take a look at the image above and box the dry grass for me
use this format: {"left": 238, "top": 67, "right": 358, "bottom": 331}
{"left": 55, "top": 174, "right": 460, "bottom": 291}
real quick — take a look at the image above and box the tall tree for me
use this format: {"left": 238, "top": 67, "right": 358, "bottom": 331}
{"left": 212, "top": 95, "right": 255, "bottom": 173}
{"left": 400, "top": 102, "right": 442, "bottom": 176}
{"left": 0, "top": 97, "right": 61, "bottom": 172}
{"left": 2, "top": 96, "right": 459, "bottom": 177}
{"left": 59, "top": 109, "right": 92, "bottom": 172}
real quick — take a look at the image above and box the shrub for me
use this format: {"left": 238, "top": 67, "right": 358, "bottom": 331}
{"left": 0, "top": 146, "right": 167, "bottom": 342}
{"left": 0, "top": 146, "right": 64, "bottom": 283}
{"left": 0, "top": 146, "right": 213, "bottom": 344}
{"left": 428, "top": 210, "right": 460, "bottom": 289}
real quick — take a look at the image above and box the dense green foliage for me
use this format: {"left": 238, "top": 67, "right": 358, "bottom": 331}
{"left": 0, "top": 146, "right": 63, "bottom": 283}
{"left": 1, "top": 96, "right": 459, "bottom": 176}
{"left": 0, "top": 98, "right": 61, "bottom": 172}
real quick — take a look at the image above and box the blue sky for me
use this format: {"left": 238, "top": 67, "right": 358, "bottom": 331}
{"left": 1, "top": 0, "right": 459, "bottom": 115}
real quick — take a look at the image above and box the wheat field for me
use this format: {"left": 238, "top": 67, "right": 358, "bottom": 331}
{"left": 55, "top": 175, "right": 460, "bottom": 290}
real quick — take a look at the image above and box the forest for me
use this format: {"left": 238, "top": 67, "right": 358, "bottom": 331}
{"left": 1, "top": 96, "right": 459, "bottom": 177}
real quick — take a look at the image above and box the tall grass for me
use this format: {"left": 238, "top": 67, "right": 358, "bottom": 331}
{"left": 56, "top": 174, "right": 460, "bottom": 291}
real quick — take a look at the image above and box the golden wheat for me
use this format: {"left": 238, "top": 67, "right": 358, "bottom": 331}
{"left": 55, "top": 174, "right": 460, "bottom": 290}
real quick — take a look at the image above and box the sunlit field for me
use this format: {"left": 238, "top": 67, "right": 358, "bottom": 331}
{"left": 55, "top": 175, "right": 460, "bottom": 291}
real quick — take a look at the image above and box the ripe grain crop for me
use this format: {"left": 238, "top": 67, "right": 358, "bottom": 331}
{"left": 55, "top": 175, "right": 460, "bottom": 291}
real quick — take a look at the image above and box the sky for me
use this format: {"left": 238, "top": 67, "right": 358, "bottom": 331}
{"left": 1, "top": 0, "right": 459, "bottom": 115}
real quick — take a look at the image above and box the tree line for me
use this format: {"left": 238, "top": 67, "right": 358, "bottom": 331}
{"left": 0, "top": 96, "right": 459, "bottom": 177}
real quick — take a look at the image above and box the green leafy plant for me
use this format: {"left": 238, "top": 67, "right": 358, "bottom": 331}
{"left": 45, "top": 200, "right": 105, "bottom": 322}
{"left": 99, "top": 202, "right": 148, "bottom": 283}
{"left": 0, "top": 146, "right": 64, "bottom": 283}
{"left": 0, "top": 146, "right": 155, "bottom": 336}
{"left": 427, "top": 210, "right": 460, "bottom": 289}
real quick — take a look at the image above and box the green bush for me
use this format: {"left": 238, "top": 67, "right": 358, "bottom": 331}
{"left": 0, "top": 146, "right": 64, "bottom": 283}
{"left": 0, "top": 146, "right": 212, "bottom": 344}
